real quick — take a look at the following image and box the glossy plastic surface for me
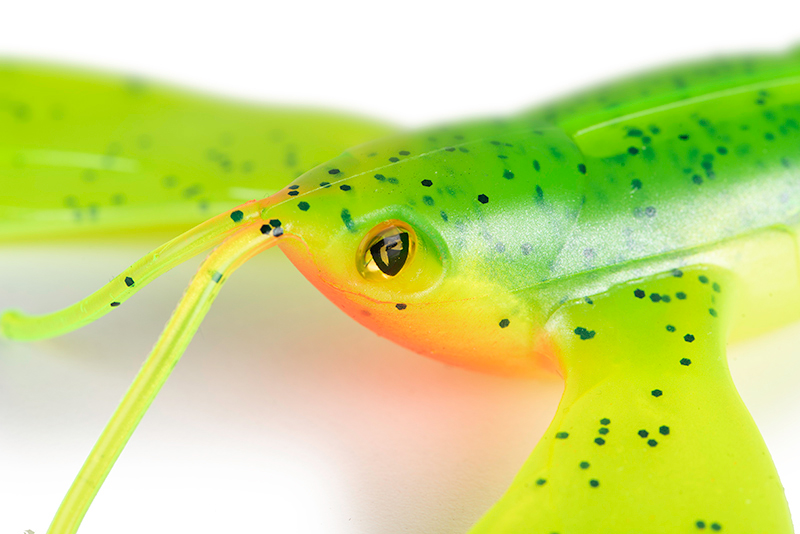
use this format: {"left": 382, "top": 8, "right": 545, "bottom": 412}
{"left": 2, "top": 49, "right": 800, "bottom": 532}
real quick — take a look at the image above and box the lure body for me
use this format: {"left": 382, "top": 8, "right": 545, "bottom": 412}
{"left": 264, "top": 58, "right": 800, "bottom": 376}
{"left": 3, "top": 49, "right": 800, "bottom": 532}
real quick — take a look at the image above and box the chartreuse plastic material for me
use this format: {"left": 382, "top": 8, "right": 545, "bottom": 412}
{"left": 470, "top": 267, "right": 791, "bottom": 533}
{"left": 0, "top": 60, "right": 396, "bottom": 240}
{"left": 3, "top": 48, "right": 800, "bottom": 534}
{"left": 46, "top": 222, "right": 279, "bottom": 534}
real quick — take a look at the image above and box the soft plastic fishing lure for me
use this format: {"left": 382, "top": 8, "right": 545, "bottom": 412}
{"left": 2, "top": 48, "right": 800, "bottom": 532}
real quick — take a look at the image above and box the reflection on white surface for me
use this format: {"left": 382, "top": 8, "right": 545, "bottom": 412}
{"left": 0, "top": 237, "right": 564, "bottom": 533}
{"left": 1, "top": 236, "right": 799, "bottom": 533}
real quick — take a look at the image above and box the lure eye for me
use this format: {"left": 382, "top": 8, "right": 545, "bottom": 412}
{"left": 358, "top": 221, "right": 416, "bottom": 280}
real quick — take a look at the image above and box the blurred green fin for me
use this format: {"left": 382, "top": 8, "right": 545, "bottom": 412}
{"left": 0, "top": 60, "right": 397, "bottom": 240}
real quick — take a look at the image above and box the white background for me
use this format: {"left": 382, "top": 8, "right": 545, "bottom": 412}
{"left": 2, "top": 1, "right": 800, "bottom": 533}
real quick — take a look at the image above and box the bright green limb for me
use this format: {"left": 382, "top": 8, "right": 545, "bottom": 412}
{"left": 47, "top": 222, "right": 276, "bottom": 534}
{"left": 0, "top": 201, "right": 263, "bottom": 341}
{"left": 0, "top": 60, "right": 396, "bottom": 240}
{"left": 470, "top": 266, "right": 792, "bottom": 533}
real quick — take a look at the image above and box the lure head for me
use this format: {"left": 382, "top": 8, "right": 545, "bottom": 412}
{"left": 263, "top": 118, "right": 586, "bottom": 377}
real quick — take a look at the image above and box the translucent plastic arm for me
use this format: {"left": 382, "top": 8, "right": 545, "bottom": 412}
{"left": 0, "top": 201, "right": 262, "bottom": 342}
{"left": 47, "top": 222, "right": 278, "bottom": 534}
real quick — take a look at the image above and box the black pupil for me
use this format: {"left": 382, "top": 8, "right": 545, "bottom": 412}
{"left": 369, "top": 232, "right": 409, "bottom": 276}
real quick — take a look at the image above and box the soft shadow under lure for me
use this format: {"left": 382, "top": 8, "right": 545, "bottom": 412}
{"left": 3, "top": 48, "right": 800, "bottom": 532}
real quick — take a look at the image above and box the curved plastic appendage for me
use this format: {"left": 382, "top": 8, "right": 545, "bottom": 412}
{"left": 46, "top": 222, "right": 277, "bottom": 534}
{"left": 469, "top": 266, "right": 792, "bottom": 533}
{"left": 0, "top": 60, "right": 396, "bottom": 240}
{"left": 0, "top": 201, "right": 263, "bottom": 342}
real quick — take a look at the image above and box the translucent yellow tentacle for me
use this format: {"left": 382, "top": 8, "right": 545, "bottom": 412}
{"left": 46, "top": 222, "right": 278, "bottom": 534}
{"left": 0, "top": 200, "right": 264, "bottom": 341}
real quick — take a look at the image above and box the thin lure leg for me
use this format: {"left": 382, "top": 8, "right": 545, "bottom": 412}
{"left": 46, "top": 221, "right": 279, "bottom": 534}
{"left": 0, "top": 200, "right": 264, "bottom": 342}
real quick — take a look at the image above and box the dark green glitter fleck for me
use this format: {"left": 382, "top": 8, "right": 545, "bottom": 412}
{"left": 341, "top": 209, "right": 355, "bottom": 231}
{"left": 574, "top": 327, "right": 596, "bottom": 340}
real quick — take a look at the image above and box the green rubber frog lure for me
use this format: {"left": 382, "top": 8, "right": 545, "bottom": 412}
{"left": 3, "top": 47, "right": 800, "bottom": 533}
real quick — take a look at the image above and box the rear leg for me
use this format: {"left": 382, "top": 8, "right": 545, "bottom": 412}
{"left": 469, "top": 266, "right": 792, "bottom": 533}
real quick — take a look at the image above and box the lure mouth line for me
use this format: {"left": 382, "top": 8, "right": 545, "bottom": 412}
{"left": 0, "top": 198, "right": 271, "bottom": 342}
